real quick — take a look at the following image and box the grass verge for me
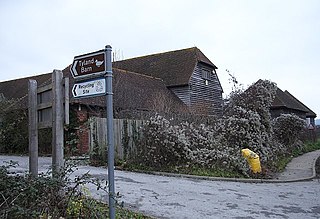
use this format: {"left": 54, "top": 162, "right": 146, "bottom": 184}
{"left": 275, "top": 139, "right": 320, "bottom": 172}
{"left": 122, "top": 163, "right": 246, "bottom": 179}
{"left": 66, "top": 197, "right": 153, "bottom": 219}
{"left": 122, "top": 139, "right": 320, "bottom": 179}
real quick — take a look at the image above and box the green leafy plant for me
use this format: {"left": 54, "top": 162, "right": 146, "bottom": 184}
{"left": 0, "top": 160, "right": 152, "bottom": 218}
{"left": 0, "top": 107, "right": 28, "bottom": 154}
{"left": 0, "top": 160, "right": 105, "bottom": 218}
{"left": 65, "top": 109, "right": 82, "bottom": 157}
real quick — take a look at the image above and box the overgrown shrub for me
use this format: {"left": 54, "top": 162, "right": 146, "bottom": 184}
{"left": 0, "top": 109, "right": 28, "bottom": 154}
{"left": 0, "top": 160, "right": 108, "bottom": 218}
{"left": 0, "top": 161, "right": 65, "bottom": 218}
{"left": 38, "top": 128, "right": 52, "bottom": 155}
{"left": 0, "top": 96, "right": 82, "bottom": 156}
{"left": 65, "top": 109, "right": 82, "bottom": 157}
{"left": 135, "top": 115, "right": 187, "bottom": 169}
{"left": 134, "top": 114, "right": 249, "bottom": 175}
{"left": 0, "top": 98, "right": 28, "bottom": 153}
{"left": 272, "top": 113, "right": 306, "bottom": 151}
{"left": 133, "top": 80, "right": 308, "bottom": 175}
{"left": 223, "top": 80, "right": 277, "bottom": 162}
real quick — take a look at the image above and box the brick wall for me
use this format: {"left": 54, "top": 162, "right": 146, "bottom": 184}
{"left": 76, "top": 107, "right": 90, "bottom": 153}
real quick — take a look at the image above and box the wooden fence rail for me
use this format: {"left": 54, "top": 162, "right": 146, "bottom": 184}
{"left": 89, "top": 117, "right": 145, "bottom": 160}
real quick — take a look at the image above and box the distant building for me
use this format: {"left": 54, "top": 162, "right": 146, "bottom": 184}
{"left": 0, "top": 47, "right": 223, "bottom": 153}
{"left": 271, "top": 87, "right": 317, "bottom": 126}
{"left": 1, "top": 47, "right": 223, "bottom": 116}
{"left": 114, "top": 47, "right": 223, "bottom": 116}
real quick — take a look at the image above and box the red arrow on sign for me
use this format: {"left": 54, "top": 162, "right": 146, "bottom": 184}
{"left": 70, "top": 50, "right": 105, "bottom": 79}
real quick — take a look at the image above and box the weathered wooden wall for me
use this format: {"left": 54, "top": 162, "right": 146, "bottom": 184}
{"left": 89, "top": 117, "right": 145, "bottom": 160}
{"left": 170, "top": 63, "right": 223, "bottom": 116}
{"left": 170, "top": 85, "right": 191, "bottom": 106}
{"left": 189, "top": 63, "right": 223, "bottom": 116}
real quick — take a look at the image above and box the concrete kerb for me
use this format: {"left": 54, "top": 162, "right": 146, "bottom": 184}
{"left": 123, "top": 150, "right": 320, "bottom": 184}
{"left": 136, "top": 169, "right": 316, "bottom": 184}
{"left": 1, "top": 150, "right": 319, "bottom": 184}
{"left": 127, "top": 170, "right": 314, "bottom": 184}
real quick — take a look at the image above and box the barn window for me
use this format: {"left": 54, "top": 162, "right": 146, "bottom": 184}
{"left": 202, "top": 68, "right": 212, "bottom": 80}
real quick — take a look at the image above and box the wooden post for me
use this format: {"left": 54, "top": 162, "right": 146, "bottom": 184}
{"left": 52, "top": 70, "right": 64, "bottom": 173}
{"left": 64, "top": 77, "right": 70, "bottom": 125}
{"left": 28, "top": 79, "right": 38, "bottom": 177}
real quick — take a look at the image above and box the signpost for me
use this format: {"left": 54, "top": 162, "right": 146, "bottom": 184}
{"left": 71, "top": 46, "right": 115, "bottom": 219}
{"left": 105, "top": 45, "right": 115, "bottom": 219}
{"left": 70, "top": 50, "right": 105, "bottom": 79}
{"left": 72, "top": 78, "right": 106, "bottom": 98}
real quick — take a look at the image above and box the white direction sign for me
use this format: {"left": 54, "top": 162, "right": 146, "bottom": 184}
{"left": 72, "top": 78, "right": 106, "bottom": 98}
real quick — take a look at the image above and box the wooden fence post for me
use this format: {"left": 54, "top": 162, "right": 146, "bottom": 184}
{"left": 52, "top": 70, "right": 64, "bottom": 173}
{"left": 28, "top": 79, "right": 38, "bottom": 177}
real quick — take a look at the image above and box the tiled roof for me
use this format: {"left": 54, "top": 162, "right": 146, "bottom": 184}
{"left": 0, "top": 73, "right": 52, "bottom": 108}
{"left": 0, "top": 68, "right": 186, "bottom": 113}
{"left": 70, "top": 68, "right": 186, "bottom": 112}
{"left": 0, "top": 73, "right": 52, "bottom": 98}
{"left": 271, "top": 87, "right": 316, "bottom": 118}
{"left": 283, "top": 90, "right": 316, "bottom": 118}
{"left": 113, "top": 47, "right": 217, "bottom": 87}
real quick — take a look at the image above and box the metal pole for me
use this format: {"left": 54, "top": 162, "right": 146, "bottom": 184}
{"left": 28, "top": 79, "right": 38, "bottom": 177}
{"left": 105, "top": 45, "right": 115, "bottom": 219}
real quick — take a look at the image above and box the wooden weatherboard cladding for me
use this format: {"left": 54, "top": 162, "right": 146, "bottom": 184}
{"left": 170, "top": 63, "right": 223, "bottom": 116}
{"left": 114, "top": 47, "right": 223, "bottom": 116}
{"left": 189, "top": 63, "right": 223, "bottom": 116}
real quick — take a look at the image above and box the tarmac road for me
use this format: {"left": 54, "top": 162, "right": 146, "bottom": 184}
{"left": 1, "top": 155, "right": 320, "bottom": 219}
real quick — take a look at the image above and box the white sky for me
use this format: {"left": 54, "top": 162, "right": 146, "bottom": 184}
{"left": 0, "top": 0, "right": 319, "bottom": 117}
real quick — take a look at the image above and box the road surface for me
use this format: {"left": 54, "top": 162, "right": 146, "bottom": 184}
{"left": 1, "top": 156, "right": 319, "bottom": 219}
